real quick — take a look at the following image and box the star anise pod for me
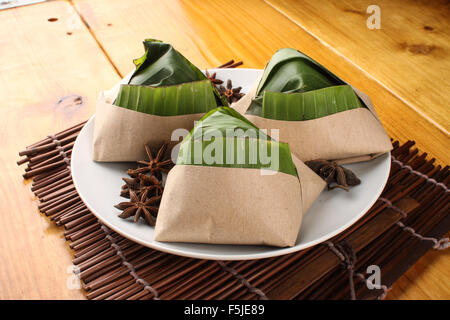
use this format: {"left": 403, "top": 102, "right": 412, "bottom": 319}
{"left": 218, "top": 79, "right": 244, "bottom": 103}
{"left": 114, "top": 190, "right": 161, "bottom": 226}
{"left": 137, "top": 174, "right": 163, "bottom": 199}
{"left": 127, "top": 142, "right": 174, "bottom": 179}
{"left": 120, "top": 174, "right": 163, "bottom": 199}
{"left": 305, "top": 159, "right": 361, "bottom": 192}
{"left": 205, "top": 70, "right": 223, "bottom": 88}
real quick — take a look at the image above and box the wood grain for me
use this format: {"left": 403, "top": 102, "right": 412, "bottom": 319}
{"left": 0, "top": 0, "right": 448, "bottom": 299}
{"left": 264, "top": 0, "right": 450, "bottom": 134}
{"left": 0, "top": 0, "right": 119, "bottom": 299}
{"left": 70, "top": 0, "right": 450, "bottom": 299}
{"left": 73, "top": 0, "right": 449, "bottom": 165}
{"left": 386, "top": 246, "right": 450, "bottom": 300}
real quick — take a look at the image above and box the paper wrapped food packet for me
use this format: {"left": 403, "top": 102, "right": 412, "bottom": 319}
{"left": 232, "top": 48, "right": 392, "bottom": 164}
{"left": 92, "top": 39, "right": 227, "bottom": 162}
{"left": 154, "top": 107, "right": 326, "bottom": 247}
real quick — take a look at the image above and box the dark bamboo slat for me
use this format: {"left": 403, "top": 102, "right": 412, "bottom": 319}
{"left": 17, "top": 121, "right": 449, "bottom": 300}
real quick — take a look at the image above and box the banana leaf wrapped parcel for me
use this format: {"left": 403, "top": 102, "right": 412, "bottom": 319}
{"left": 154, "top": 107, "right": 326, "bottom": 247}
{"left": 93, "top": 39, "right": 226, "bottom": 161}
{"left": 232, "top": 48, "right": 392, "bottom": 164}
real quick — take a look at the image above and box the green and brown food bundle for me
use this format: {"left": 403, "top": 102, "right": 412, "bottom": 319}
{"left": 92, "top": 39, "right": 244, "bottom": 162}
{"left": 233, "top": 48, "right": 392, "bottom": 164}
{"left": 153, "top": 107, "right": 326, "bottom": 247}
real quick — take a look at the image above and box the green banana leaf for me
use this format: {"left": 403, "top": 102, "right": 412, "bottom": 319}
{"left": 262, "top": 85, "right": 364, "bottom": 121}
{"left": 187, "top": 106, "right": 268, "bottom": 140}
{"left": 115, "top": 80, "right": 218, "bottom": 116}
{"left": 177, "top": 107, "right": 298, "bottom": 177}
{"left": 128, "top": 39, "right": 228, "bottom": 106}
{"left": 247, "top": 48, "right": 346, "bottom": 115}
{"left": 129, "top": 39, "right": 206, "bottom": 86}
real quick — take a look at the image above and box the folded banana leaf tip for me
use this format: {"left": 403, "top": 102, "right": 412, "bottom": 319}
{"left": 178, "top": 106, "right": 298, "bottom": 177}
{"left": 248, "top": 47, "right": 366, "bottom": 121}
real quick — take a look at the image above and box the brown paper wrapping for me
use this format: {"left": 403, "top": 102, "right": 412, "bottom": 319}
{"left": 93, "top": 100, "right": 203, "bottom": 161}
{"left": 232, "top": 74, "right": 392, "bottom": 164}
{"left": 154, "top": 160, "right": 326, "bottom": 247}
{"left": 292, "top": 155, "right": 326, "bottom": 213}
{"left": 92, "top": 72, "right": 204, "bottom": 162}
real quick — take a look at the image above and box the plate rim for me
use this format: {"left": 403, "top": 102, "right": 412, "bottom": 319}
{"left": 72, "top": 68, "right": 391, "bottom": 260}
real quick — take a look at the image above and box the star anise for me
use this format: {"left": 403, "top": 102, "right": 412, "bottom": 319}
{"left": 218, "top": 79, "right": 244, "bottom": 103}
{"left": 305, "top": 159, "right": 361, "bottom": 191}
{"left": 114, "top": 190, "right": 161, "bottom": 226}
{"left": 127, "top": 142, "right": 174, "bottom": 179}
{"left": 137, "top": 174, "right": 163, "bottom": 199}
{"left": 121, "top": 173, "right": 163, "bottom": 199}
{"left": 206, "top": 70, "right": 223, "bottom": 88}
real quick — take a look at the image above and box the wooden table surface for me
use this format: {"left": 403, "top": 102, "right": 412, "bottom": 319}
{"left": 0, "top": 0, "right": 448, "bottom": 299}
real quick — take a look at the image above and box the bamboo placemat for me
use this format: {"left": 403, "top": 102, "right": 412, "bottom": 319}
{"left": 17, "top": 124, "right": 449, "bottom": 300}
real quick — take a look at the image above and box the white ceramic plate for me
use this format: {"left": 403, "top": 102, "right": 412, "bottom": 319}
{"left": 72, "top": 68, "right": 390, "bottom": 260}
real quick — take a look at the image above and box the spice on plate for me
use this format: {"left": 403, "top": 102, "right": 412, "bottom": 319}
{"left": 205, "top": 70, "right": 224, "bottom": 88}
{"left": 114, "top": 190, "right": 161, "bottom": 226}
{"left": 218, "top": 79, "right": 244, "bottom": 103}
{"left": 121, "top": 173, "right": 163, "bottom": 200}
{"left": 117, "top": 141, "right": 173, "bottom": 225}
{"left": 127, "top": 142, "right": 174, "bottom": 179}
{"left": 305, "top": 159, "right": 361, "bottom": 191}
